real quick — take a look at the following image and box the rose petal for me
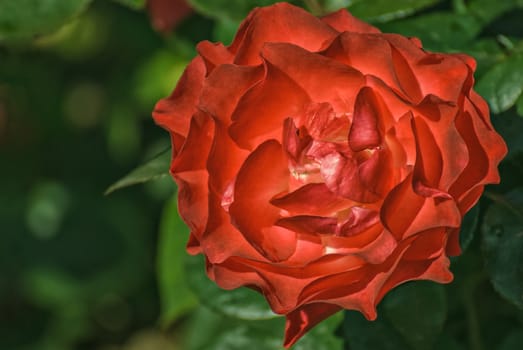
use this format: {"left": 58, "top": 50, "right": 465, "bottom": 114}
{"left": 451, "top": 97, "right": 507, "bottom": 203}
{"left": 381, "top": 174, "right": 461, "bottom": 240}
{"left": 196, "top": 41, "right": 234, "bottom": 73}
{"left": 175, "top": 173, "right": 208, "bottom": 243}
{"left": 172, "top": 112, "right": 214, "bottom": 238}
{"left": 296, "top": 238, "right": 414, "bottom": 320}
{"left": 200, "top": 64, "right": 262, "bottom": 125}
{"left": 320, "top": 9, "right": 380, "bottom": 34}
{"left": 376, "top": 253, "right": 453, "bottom": 305}
{"left": 229, "top": 140, "right": 297, "bottom": 262}
{"left": 338, "top": 206, "right": 380, "bottom": 237}
{"left": 202, "top": 193, "right": 267, "bottom": 263}
{"left": 261, "top": 42, "right": 365, "bottom": 111}
{"left": 386, "top": 33, "right": 470, "bottom": 102}
{"left": 359, "top": 148, "right": 395, "bottom": 198}
{"left": 407, "top": 195, "right": 461, "bottom": 237}
{"left": 153, "top": 56, "right": 206, "bottom": 141}
{"left": 384, "top": 111, "right": 416, "bottom": 178}
{"left": 445, "top": 227, "right": 461, "bottom": 256}
{"left": 171, "top": 111, "right": 214, "bottom": 173}
{"left": 216, "top": 253, "right": 366, "bottom": 313}
{"left": 380, "top": 173, "right": 426, "bottom": 239}
{"left": 229, "top": 58, "right": 310, "bottom": 150}
{"left": 349, "top": 87, "right": 382, "bottom": 152}
{"left": 449, "top": 111, "right": 492, "bottom": 203}
{"left": 207, "top": 122, "right": 249, "bottom": 196}
{"left": 389, "top": 43, "right": 423, "bottom": 102}
{"left": 411, "top": 116, "right": 443, "bottom": 188}
{"left": 402, "top": 227, "right": 446, "bottom": 261}
{"left": 283, "top": 303, "right": 341, "bottom": 348}
{"left": 323, "top": 33, "right": 414, "bottom": 101}
{"left": 365, "top": 75, "right": 412, "bottom": 123}
{"left": 318, "top": 151, "right": 371, "bottom": 202}
{"left": 276, "top": 216, "right": 338, "bottom": 235}
{"left": 271, "top": 183, "right": 350, "bottom": 216}
{"left": 414, "top": 95, "right": 471, "bottom": 191}
{"left": 205, "top": 124, "right": 267, "bottom": 263}
{"left": 453, "top": 53, "right": 477, "bottom": 71}
{"left": 229, "top": 3, "right": 337, "bottom": 65}
{"left": 303, "top": 102, "right": 350, "bottom": 141}
{"left": 322, "top": 227, "right": 397, "bottom": 264}
{"left": 282, "top": 117, "right": 313, "bottom": 162}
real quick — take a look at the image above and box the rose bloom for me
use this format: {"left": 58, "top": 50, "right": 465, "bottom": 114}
{"left": 153, "top": 3, "right": 506, "bottom": 347}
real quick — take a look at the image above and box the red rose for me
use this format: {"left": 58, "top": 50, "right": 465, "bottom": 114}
{"left": 153, "top": 3, "right": 506, "bottom": 347}
{"left": 147, "top": 0, "right": 192, "bottom": 33}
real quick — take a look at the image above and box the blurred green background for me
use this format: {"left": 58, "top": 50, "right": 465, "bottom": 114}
{"left": 0, "top": 1, "right": 192, "bottom": 349}
{"left": 1, "top": 0, "right": 523, "bottom": 349}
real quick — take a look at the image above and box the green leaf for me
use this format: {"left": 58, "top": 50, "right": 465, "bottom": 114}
{"left": 516, "top": 93, "right": 523, "bottom": 117}
{"left": 186, "top": 0, "right": 283, "bottom": 21}
{"left": 342, "top": 310, "right": 409, "bottom": 350}
{"left": 183, "top": 305, "right": 342, "bottom": 350}
{"left": 383, "top": 281, "right": 447, "bottom": 350}
{"left": 0, "top": 0, "right": 92, "bottom": 42}
{"left": 22, "top": 268, "right": 80, "bottom": 307}
{"left": 433, "top": 335, "right": 465, "bottom": 350}
{"left": 467, "top": 0, "right": 523, "bottom": 25}
{"left": 461, "top": 39, "right": 505, "bottom": 78}
{"left": 490, "top": 110, "right": 523, "bottom": 158}
{"left": 185, "top": 254, "right": 278, "bottom": 320}
{"left": 112, "top": 0, "right": 146, "bottom": 10}
{"left": 476, "top": 52, "right": 523, "bottom": 114}
{"left": 348, "top": 0, "right": 443, "bottom": 23}
{"left": 157, "top": 195, "right": 198, "bottom": 326}
{"left": 378, "top": 12, "right": 480, "bottom": 51}
{"left": 184, "top": 308, "right": 284, "bottom": 350}
{"left": 460, "top": 204, "right": 480, "bottom": 252}
{"left": 213, "top": 18, "right": 241, "bottom": 45}
{"left": 319, "top": 0, "right": 354, "bottom": 13}
{"left": 201, "top": 319, "right": 284, "bottom": 350}
{"left": 499, "top": 330, "right": 523, "bottom": 350}
{"left": 482, "top": 188, "right": 523, "bottom": 310}
{"left": 133, "top": 50, "right": 188, "bottom": 111}
{"left": 294, "top": 312, "right": 343, "bottom": 350}
{"left": 105, "top": 148, "right": 171, "bottom": 195}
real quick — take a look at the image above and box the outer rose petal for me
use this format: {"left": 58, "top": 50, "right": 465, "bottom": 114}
{"left": 200, "top": 64, "right": 263, "bottom": 124}
{"left": 153, "top": 56, "right": 206, "bottom": 152}
{"left": 321, "top": 9, "right": 381, "bottom": 33}
{"left": 172, "top": 112, "right": 214, "bottom": 240}
{"left": 261, "top": 42, "right": 365, "bottom": 111}
{"left": 322, "top": 32, "right": 413, "bottom": 100}
{"left": 229, "top": 3, "right": 337, "bottom": 65}
{"left": 196, "top": 41, "right": 234, "bottom": 72}
{"left": 284, "top": 303, "right": 341, "bottom": 348}
{"left": 202, "top": 194, "right": 267, "bottom": 263}
{"left": 385, "top": 33, "right": 471, "bottom": 102}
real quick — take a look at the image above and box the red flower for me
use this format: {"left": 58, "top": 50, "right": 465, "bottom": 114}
{"left": 147, "top": 0, "right": 192, "bottom": 33}
{"left": 153, "top": 3, "right": 506, "bottom": 347}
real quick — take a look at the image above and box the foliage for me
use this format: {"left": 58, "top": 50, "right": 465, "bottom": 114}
{"left": 2, "top": 0, "right": 523, "bottom": 349}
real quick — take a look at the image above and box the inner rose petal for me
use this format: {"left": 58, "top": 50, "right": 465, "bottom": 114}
{"left": 229, "top": 140, "right": 297, "bottom": 262}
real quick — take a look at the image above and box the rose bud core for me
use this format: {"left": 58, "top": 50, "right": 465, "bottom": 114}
{"left": 153, "top": 3, "right": 507, "bottom": 347}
